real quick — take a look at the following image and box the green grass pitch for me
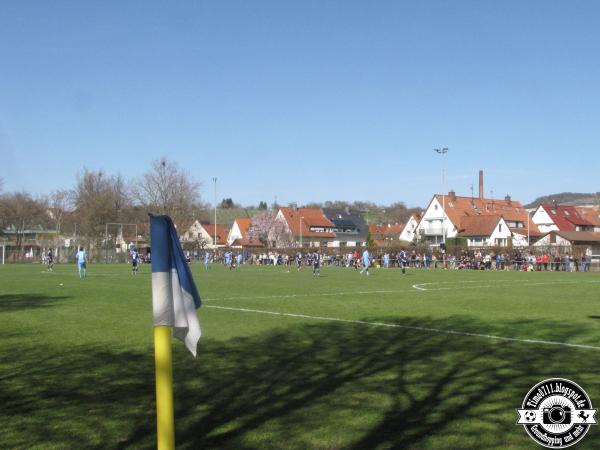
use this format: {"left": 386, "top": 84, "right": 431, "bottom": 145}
{"left": 1, "top": 262, "right": 600, "bottom": 449}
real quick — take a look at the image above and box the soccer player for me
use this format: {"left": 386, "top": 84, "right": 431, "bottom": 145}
{"left": 399, "top": 249, "right": 408, "bottom": 275}
{"left": 47, "top": 249, "right": 54, "bottom": 272}
{"left": 383, "top": 253, "right": 390, "bottom": 269}
{"left": 204, "top": 251, "right": 210, "bottom": 270}
{"left": 236, "top": 253, "right": 243, "bottom": 267}
{"left": 296, "top": 252, "right": 303, "bottom": 271}
{"left": 360, "top": 249, "right": 370, "bottom": 275}
{"left": 131, "top": 248, "right": 140, "bottom": 275}
{"left": 313, "top": 251, "right": 321, "bottom": 276}
{"left": 76, "top": 246, "right": 87, "bottom": 278}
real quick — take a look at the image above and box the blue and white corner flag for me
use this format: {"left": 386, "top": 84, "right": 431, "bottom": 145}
{"left": 150, "top": 214, "right": 202, "bottom": 356}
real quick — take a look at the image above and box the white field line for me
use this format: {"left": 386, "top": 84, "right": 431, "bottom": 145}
{"left": 412, "top": 279, "right": 600, "bottom": 291}
{"left": 206, "top": 304, "right": 600, "bottom": 351}
{"left": 204, "top": 290, "right": 397, "bottom": 302}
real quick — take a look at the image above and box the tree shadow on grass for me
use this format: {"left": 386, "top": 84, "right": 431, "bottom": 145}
{"left": 2, "top": 316, "right": 600, "bottom": 449}
{"left": 0, "top": 294, "right": 72, "bottom": 312}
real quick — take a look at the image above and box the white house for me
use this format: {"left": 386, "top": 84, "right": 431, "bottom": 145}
{"left": 277, "top": 207, "right": 336, "bottom": 247}
{"left": 576, "top": 207, "right": 600, "bottom": 232}
{"left": 417, "top": 182, "right": 537, "bottom": 247}
{"left": 459, "top": 215, "right": 512, "bottom": 247}
{"left": 532, "top": 204, "right": 595, "bottom": 233}
{"left": 179, "top": 220, "right": 228, "bottom": 248}
{"left": 399, "top": 214, "right": 421, "bottom": 243}
{"left": 227, "top": 218, "right": 252, "bottom": 246}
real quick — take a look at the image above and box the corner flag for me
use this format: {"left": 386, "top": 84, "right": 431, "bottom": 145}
{"left": 150, "top": 214, "right": 202, "bottom": 356}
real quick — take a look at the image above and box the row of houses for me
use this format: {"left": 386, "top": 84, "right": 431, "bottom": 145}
{"left": 179, "top": 170, "right": 599, "bottom": 254}
{"left": 3, "top": 171, "right": 599, "bottom": 255}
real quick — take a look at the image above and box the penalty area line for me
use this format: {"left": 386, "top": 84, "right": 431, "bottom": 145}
{"left": 205, "top": 304, "right": 600, "bottom": 351}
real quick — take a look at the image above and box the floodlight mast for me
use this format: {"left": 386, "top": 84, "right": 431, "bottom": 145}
{"left": 433, "top": 148, "right": 449, "bottom": 255}
{"left": 212, "top": 177, "right": 217, "bottom": 249}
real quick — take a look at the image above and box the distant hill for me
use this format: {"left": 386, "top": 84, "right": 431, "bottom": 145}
{"left": 196, "top": 207, "right": 262, "bottom": 228}
{"left": 526, "top": 192, "right": 600, "bottom": 208}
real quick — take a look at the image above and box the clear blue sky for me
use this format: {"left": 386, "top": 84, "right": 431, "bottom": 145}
{"left": 1, "top": 0, "right": 599, "bottom": 208}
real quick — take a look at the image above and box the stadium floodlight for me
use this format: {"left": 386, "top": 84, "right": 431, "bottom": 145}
{"left": 433, "top": 148, "right": 449, "bottom": 255}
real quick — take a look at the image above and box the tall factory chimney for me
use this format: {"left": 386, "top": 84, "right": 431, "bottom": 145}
{"left": 479, "top": 170, "right": 484, "bottom": 201}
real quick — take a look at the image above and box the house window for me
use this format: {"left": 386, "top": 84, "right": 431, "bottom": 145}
{"left": 434, "top": 204, "right": 438, "bottom": 210}
{"left": 499, "top": 224, "right": 502, "bottom": 232}
{"left": 564, "top": 211, "right": 570, "bottom": 216}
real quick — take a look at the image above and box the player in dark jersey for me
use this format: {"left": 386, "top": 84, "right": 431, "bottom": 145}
{"left": 296, "top": 252, "right": 303, "bottom": 271}
{"left": 312, "top": 252, "right": 321, "bottom": 276}
{"left": 131, "top": 249, "right": 140, "bottom": 275}
{"left": 399, "top": 249, "right": 408, "bottom": 275}
{"left": 47, "top": 249, "right": 54, "bottom": 272}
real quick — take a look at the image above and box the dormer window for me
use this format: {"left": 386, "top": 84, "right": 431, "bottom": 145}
{"left": 551, "top": 209, "right": 557, "bottom": 215}
{"left": 564, "top": 211, "right": 570, "bottom": 216}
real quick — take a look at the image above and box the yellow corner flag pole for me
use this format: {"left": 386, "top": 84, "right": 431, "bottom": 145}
{"left": 154, "top": 326, "right": 175, "bottom": 450}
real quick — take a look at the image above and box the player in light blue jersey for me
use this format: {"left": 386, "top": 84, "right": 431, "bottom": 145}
{"left": 360, "top": 249, "right": 370, "bottom": 276}
{"left": 204, "top": 251, "right": 210, "bottom": 270}
{"left": 76, "top": 246, "right": 87, "bottom": 278}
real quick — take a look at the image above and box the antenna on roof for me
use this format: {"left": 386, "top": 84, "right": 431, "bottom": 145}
{"left": 470, "top": 183, "right": 474, "bottom": 205}
{"left": 491, "top": 189, "right": 494, "bottom": 212}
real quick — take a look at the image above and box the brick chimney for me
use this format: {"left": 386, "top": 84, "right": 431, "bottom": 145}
{"left": 448, "top": 190, "right": 457, "bottom": 202}
{"left": 505, "top": 194, "right": 512, "bottom": 206}
{"left": 479, "top": 170, "right": 484, "bottom": 201}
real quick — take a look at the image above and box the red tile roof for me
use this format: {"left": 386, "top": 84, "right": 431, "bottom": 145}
{"left": 542, "top": 230, "right": 600, "bottom": 243}
{"left": 232, "top": 217, "right": 263, "bottom": 247}
{"left": 199, "top": 223, "right": 229, "bottom": 245}
{"left": 434, "top": 194, "right": 540, "bottom": 234}
{"left": 509, "top": 227, "right": 543, "bottom": 238}
{"left": 279, "top": 208, "right": 336, "bottom": 238}
{"left": 235, "top": 217, "right": 252, "bottom": 236}
{"left": 574, "top": 207, "right": 600, "bottom": 227}
{"left": 540, "top": 204, "right": 593, "bottom": 231}
{"left": 458, "top": 215, "right": 502, "bottom": 236}
{"left": 369, "top": 223, "right": 405, "bottom": 238}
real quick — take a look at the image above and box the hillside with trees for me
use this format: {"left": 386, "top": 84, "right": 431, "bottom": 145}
{"left": 525, "top": 192, "right": 599, "bottom": 208}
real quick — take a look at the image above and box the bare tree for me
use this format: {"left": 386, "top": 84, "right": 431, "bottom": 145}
{"left": 46, "top": 189, "right": 71, "bottom": 234}
{"left": 0, "top": 191, "right": 49, "bottom": 251}
{"left": 131, "top": 158, "right": 202, "bottom": 224}
{"left": 72, "top": 169, "right": 130, "bottom": 242}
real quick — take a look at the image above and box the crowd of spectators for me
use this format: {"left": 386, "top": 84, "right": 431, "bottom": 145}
{"left": 196, "top": 248, "right": 594, "bottom": 272}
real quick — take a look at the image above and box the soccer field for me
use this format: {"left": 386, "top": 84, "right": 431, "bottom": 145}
{"left": 2, "top": 263, "right": 600, "bottom": 449}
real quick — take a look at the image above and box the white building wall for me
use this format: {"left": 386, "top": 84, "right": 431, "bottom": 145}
{"left": 465, "top": 219, "right": 511, "bottom": 247}
{"left": 180, "top": 221, "right": 205, "bottom": 242}
{"left": 417, "top": 197, "right": 458, "bottom": 243}
{"left": 227, "top": 221, "right": 243, "bottom": 246}
{"left": 532, "top": 206, "right": 558, "bottom": 233}
{"left": 533, "top": 233, "right": 573, "bottom": 248}
{"left": 400, "top": 215, "right": 419, "bottom": 242}
{"left": 488, "top": 218, "right": 512, "bottom": 246}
